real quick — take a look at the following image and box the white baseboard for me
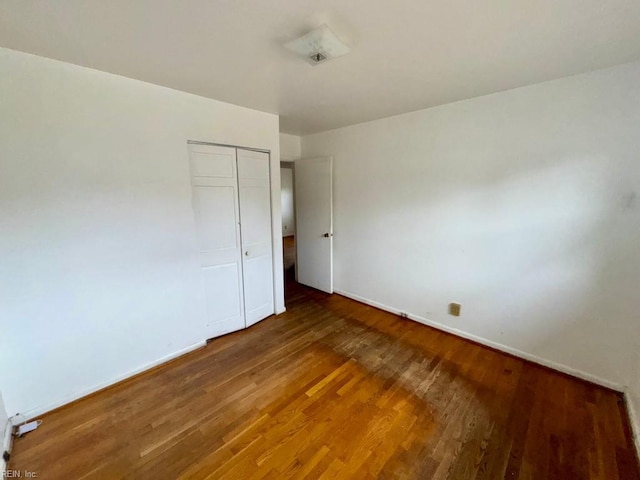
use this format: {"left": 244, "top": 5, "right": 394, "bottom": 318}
{"left": 19, "top": 341, "right": 206, "bottom": 422}
{"left": 334, "top": 289, "right": 624, "bottom": 392}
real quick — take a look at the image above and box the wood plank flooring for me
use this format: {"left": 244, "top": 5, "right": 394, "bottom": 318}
{"left": 9, "top": 275, "right": 640, "bottom": 479}
{"left": 283, "top": 235, "right": 296, "bottom": 270}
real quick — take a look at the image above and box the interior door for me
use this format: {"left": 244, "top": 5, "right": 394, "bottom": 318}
{"left": 188, "top": 144, "right": 245, "bottom": 337}
{"left": 237, "top": 149, "right": 275, "bottom": 326}
{"left": 295, "top": 157, "right": 333, "bottom": 293}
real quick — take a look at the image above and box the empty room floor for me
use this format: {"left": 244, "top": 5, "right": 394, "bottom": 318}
{"left": 9, "top": 279, "right": 640, "bottom": 479}
{"left": 283, "top": 235, "right": 296, "bottom": 270}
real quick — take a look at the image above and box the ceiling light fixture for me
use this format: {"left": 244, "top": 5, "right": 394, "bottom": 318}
{"left": 284, "top": 25, "right": 350, "bottom": 66}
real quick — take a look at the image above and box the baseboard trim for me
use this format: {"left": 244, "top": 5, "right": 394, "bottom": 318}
{"left": 334, "top": 289, "right": 624, "bottom": 392}
{"left": 18, "top": 340, "right": 207, "bottom": 422}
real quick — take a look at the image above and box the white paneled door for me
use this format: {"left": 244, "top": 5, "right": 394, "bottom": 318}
{"left": 238, "top": 149, "right": 275, "bottom": 326}
{"left": 295, "top": 157, "right": 333, "bottom": 293}
{"left": 189, "top": 144, "right": 245, "bottom": 337}
{"left": 189, "top": 144, "right": 274, "bottom": 338}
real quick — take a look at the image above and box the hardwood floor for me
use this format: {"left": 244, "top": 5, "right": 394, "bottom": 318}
{"left": 283, "top": 235, "right": 296, "bottom": 270}
{"left": 10, "top": 275, "right": 640, "bottom": 479}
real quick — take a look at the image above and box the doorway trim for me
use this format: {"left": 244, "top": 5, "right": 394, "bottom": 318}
{"left": 188, "top": 139, "right": 270, "bottom": 155}
{"left": 280, "top": 161, "right": 297, "bottom": 285}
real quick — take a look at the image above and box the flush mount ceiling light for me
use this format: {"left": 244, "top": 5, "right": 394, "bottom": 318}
{"left": 284, "top": 25, "right": 350, "bottom": 66}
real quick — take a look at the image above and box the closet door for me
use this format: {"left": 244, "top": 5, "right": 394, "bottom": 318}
{"left": 237, "top": 149, "right": 275, "bottom": 327}
{"left": 188, "top": 144, "right": 245, "bottom": 337}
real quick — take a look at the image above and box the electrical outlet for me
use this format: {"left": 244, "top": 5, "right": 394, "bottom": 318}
{"left": 449, "top": 303, "right": 461, "bottom": 316}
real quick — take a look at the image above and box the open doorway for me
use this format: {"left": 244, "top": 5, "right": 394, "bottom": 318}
{"left": 281, "top": 156, "right": 334, "bottom": 295}
{"left": 280, "top": 162, "right": 296, "bottom": 278}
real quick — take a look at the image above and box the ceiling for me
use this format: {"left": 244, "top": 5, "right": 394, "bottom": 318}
{"left": 2, "top": 1, "right": 640, "bottom": 135}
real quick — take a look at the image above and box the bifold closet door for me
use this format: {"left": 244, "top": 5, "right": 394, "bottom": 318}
{"left": 237, "top": 149, "right": 275, "bottom": 327}
{"left": 189, "top": 144, "right": 245, "bottom": 337}
{"left": 189, "top": 144, "right": 275, "bottom": 337}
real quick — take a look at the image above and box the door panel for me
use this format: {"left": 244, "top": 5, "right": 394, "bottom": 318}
{"left": 192, "top": 186, "right": 237, "bottom": 251}
{"left": 189, "top": 146, "right": 235, "bottom": 177}
{"left": 295, "top": 157, "right": 333, "bottom": 293}
{"left": 189, "top": 144, "right": 245, "bottom": 337}
{"left": 242, "top": 254, "right": 274, "bottom": 322}
{"left": 238, "top": 154, "right": 270, "bottom": 180}
{"left": 202, "top": 263, "right": 243, "bottom": 337}
{"left": 240, "top": 186, "right": 272, "bottom": 246}
{"left": 237, "top": 149, "right": 275, "bottom": 327}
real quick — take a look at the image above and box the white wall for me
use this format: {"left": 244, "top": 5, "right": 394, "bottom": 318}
{"left": 302, "top": 61, "right": 640, "bottom": 395}
{"left": 0, "top": 47, "right": 283, "bottom": 417}
{"left": 280, "top": 133, "right": 301, "bottom": 161}
{"left": 280, "top": 132, "right": 299, "bottom": 237}
{"left": 281, "top": 167, "right": 295, "bottom": 236}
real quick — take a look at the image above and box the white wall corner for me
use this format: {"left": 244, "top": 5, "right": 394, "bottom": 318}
{"left": 1, "top": 392, "right": 11, "bottom": 475}
{"left": 1, "top": 421, "right": 13, "bottom": 475}
{"left": 279, "top": 133, "right": 301, "bottom": 161}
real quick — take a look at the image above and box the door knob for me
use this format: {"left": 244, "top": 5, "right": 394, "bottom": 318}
{"left": 323, "top": 233, "right": 333, "bottom": 238}
{"left": 245, "top": 251, "right": 250, "bottom": 256}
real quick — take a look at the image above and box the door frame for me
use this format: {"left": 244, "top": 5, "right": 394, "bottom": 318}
{"left": 280, "top": 161, "right": 297, "bottom": 280}
{"left": 187, "top": 140, "right": 278, "bottom": 322}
